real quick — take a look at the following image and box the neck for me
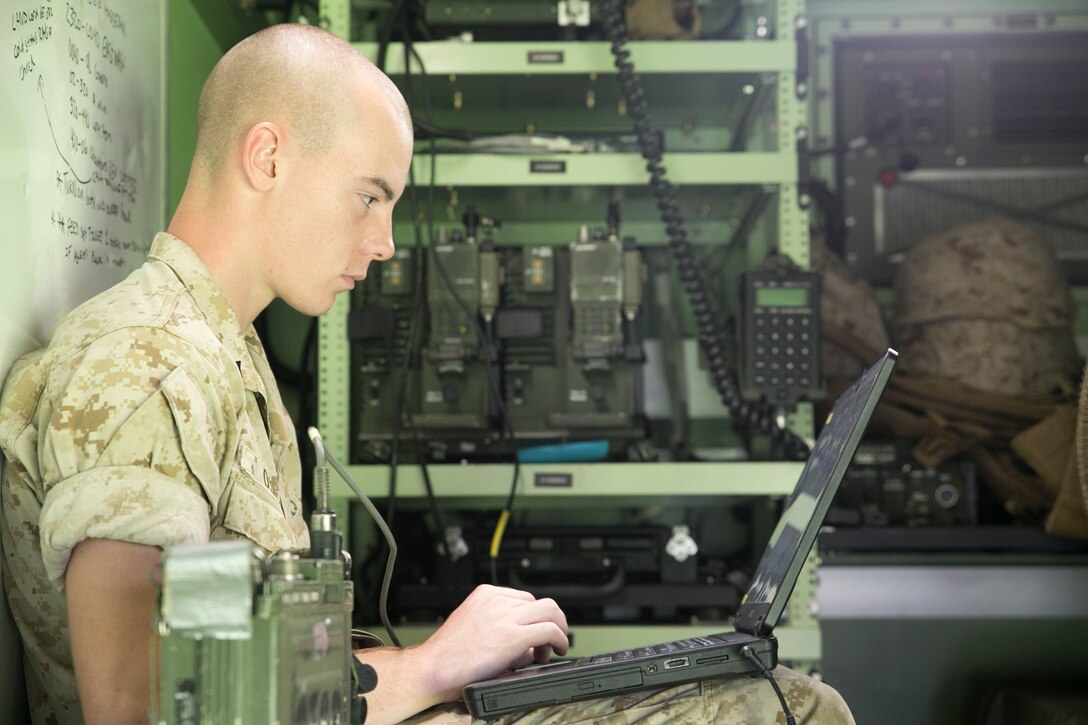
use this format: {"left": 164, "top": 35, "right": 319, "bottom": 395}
{"left": 167, "top": 176, "right": 273, "bottom": 330}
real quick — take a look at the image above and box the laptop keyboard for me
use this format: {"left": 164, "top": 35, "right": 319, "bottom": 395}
{"left": 575, "top": 636, "right": 726, "bottom": 666}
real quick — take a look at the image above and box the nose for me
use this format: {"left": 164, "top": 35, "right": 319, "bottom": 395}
{"left": 363, "top": 208, "right": 396, "bottom": 263}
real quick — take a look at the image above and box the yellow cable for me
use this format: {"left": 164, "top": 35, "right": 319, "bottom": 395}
{"left": 489, "top": 509, "right": 511, "bottom": 558}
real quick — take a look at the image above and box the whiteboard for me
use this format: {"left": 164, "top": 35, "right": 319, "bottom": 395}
{"left": 0, "top": 0, "right": 166, "bottom": 379}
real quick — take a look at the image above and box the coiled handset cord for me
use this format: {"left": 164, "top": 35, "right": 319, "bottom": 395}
{"left": 602, "top": 0, "right": 807, "bottom": 460}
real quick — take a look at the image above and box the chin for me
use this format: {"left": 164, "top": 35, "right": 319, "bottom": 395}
{"left": 313, "top": 297, "right": 338, "bottom": 316}
{"left": 286, "top": 296, "right": 337, "bottom": 318}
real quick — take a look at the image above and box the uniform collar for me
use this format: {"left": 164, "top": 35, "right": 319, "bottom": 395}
{"left": 148, "top": 232, "right": 267, "bottom": 397}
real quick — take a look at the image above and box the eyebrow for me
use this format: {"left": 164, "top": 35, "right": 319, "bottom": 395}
{"left": 356, "top": 175, "right": 395, "bottom": 202}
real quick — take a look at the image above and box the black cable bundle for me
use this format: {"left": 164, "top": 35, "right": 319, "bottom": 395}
{"left": 602, "top": 0, "right": 807, "bottom": 461}
{"left": 369, "top": 8, "right": 523, "bottom": 579}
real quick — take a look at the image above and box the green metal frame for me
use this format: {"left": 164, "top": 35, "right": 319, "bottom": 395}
{"left": 776, "top": 0, "right": 811, "bottom": 267}
{"left": 317, "top": 0, "right": 820, "bottom": 658}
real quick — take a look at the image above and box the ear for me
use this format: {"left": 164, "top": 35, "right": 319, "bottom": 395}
{"left": 241, "top": 122, "right": 283, "bottom": 192}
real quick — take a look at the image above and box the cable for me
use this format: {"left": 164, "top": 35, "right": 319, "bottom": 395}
{"left": 807, "top": 180, "right": 847, "bottom": 256}
{"left": 727, "top": 82, "right": 772, "bottom": 153}
{"left": 351, "top": 628, "right": 387, "bottom": 649}
{"left": 741, "top": 645, "right": 796, "bottom": 725}
{"left": 322, "top": 437, "right": 402, "bottom": 648}
{"left": 413, "top": 117, "right": 473, "bottom": 142}
{"left": 376, "top": 0, "right": 409, "bottom": 72}
{"left": 372, "top": 2, "right": 418, "bottom": 541}
{"left": 403, "top": 392, "right": 450, "bottom": 556}
{"left": 403, "top": 39, "right": 523, "bottom": 582}
{"left": 377, "top": 34, "right": 451, "bottom": 564}
{"left": 603, "top": 0, "right": 807, "bottom": 461}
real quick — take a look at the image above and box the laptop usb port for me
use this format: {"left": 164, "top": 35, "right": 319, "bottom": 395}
{"left": 663, "top": 657, "right": 689, "bottom": 670}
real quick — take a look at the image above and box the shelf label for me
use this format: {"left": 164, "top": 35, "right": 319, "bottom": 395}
{"left": 530, "top": 160, "right": 567, "bottom": 174}
{"left": 534, "top": 472, "right": 573, "bottom": 488}
{"left": 527, "top": 50, "right": 564, "bottom": 64}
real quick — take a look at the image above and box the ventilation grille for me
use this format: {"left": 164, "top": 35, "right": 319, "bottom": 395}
{"left": 876, "top": 170, "right": 1088, "bottom": 263}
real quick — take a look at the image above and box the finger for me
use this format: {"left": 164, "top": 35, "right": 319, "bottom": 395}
{"left": 512, "top": 598, "right": 568, "bottom": 633}
{"left": 521, "top": 621, "right": 569, "bottom": 657}
{"left": 475, "top": 584, "right": 537, "bottom": 602}
{"left": 512, "top": 650, "right": 536, "bottom": 670}
{"left": 532, "top": 645, "right": 552, "bottom": 664}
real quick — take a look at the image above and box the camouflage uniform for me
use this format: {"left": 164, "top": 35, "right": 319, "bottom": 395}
{"left": 0, "top": 233, "right": 853, "bottom": 724}
{"left": 0, "top": 233, "right": 309, "bottom": 724}
{"left": 404, "top": 667, "right": 853, "bottom": 724}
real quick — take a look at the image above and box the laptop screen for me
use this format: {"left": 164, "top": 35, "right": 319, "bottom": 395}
{"left": 733, "top": 349, "right": 897, "bottom": 636}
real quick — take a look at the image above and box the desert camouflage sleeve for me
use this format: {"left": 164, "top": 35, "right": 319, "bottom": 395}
{"left": 35, "top": 327, "right": 228, "bottom": 588}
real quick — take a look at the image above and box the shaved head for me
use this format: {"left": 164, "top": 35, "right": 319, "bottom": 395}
{"left": 193, "top": 24, "right": 410, "bottom": 177}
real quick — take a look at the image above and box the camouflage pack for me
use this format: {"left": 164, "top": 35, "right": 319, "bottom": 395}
{"left": 894, "top": 218, "right": 1079, "bottom": 398}
{"left": 624, "top": 0, "right": 701, "bottom": 40}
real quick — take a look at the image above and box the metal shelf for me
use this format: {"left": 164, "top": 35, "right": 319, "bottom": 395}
{"left": 318, "top": 0, "right": 824, "bottom": 669}
{"left": 355, "top": 40, "right": 797, "bottom": 75}
{"left": 405, "top": 151, "right": 796, "bottom": 187}
{"left": 368, "top": 623, "right": 821, "bottom": 662}
{"left": 329, "top": 461, "right": 802, "bottom": 506}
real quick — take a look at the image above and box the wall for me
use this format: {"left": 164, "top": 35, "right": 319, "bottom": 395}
{"left": 0, "top": 1, "right": 263, "bottom": 717}
{"left": 168, "top": 0, "right": 220, "bottom": 214}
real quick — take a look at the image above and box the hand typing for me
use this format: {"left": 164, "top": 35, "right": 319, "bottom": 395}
{"left": 416, "top": 584, "right": 570, "bottom": 702}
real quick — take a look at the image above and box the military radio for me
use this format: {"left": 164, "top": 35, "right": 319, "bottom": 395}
{"left": 152, "top": 430, "right": 379, "bottom": 724}
{"left": 350, "top": 245, "right": 418, "bottom": 463}
{"left": 350, "top": 203, "right": 649, "bottom": 463}
{"left": 557, "top": 204, "right": 646, "bottom": 434}
{"left": 416, "top": 207, "right": 499, "bottom": 435}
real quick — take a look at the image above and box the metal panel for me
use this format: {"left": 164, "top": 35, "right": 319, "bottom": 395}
{"left": 355, "top": 40, "right": 797, "bottom": 75}
{"left": 809, "top": 2, "right": 1088, "bottom": 283}
{"left": 819, "top": 565, "right": 1088, "bottom": 619}
{"left": 408, "top": 152, "right": 797, "bottom": 186}
{"left": 332, "top": 461, "right": 803, "bottom": 502}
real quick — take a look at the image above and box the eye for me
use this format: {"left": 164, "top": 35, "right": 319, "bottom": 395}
{"left": 360, "top": 194, "right": 377, "bottom": 208}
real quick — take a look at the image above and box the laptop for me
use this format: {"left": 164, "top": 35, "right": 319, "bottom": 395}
{"left": 462, "top": 349, "right": 898, "bottom": 719}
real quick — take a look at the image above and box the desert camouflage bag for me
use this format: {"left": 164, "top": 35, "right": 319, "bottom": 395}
{"left": 816, "top": 220, "right": 1085, "bottom": 535}
{"left": 893, "top": 218, "right": 1078, "bottom": 398}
